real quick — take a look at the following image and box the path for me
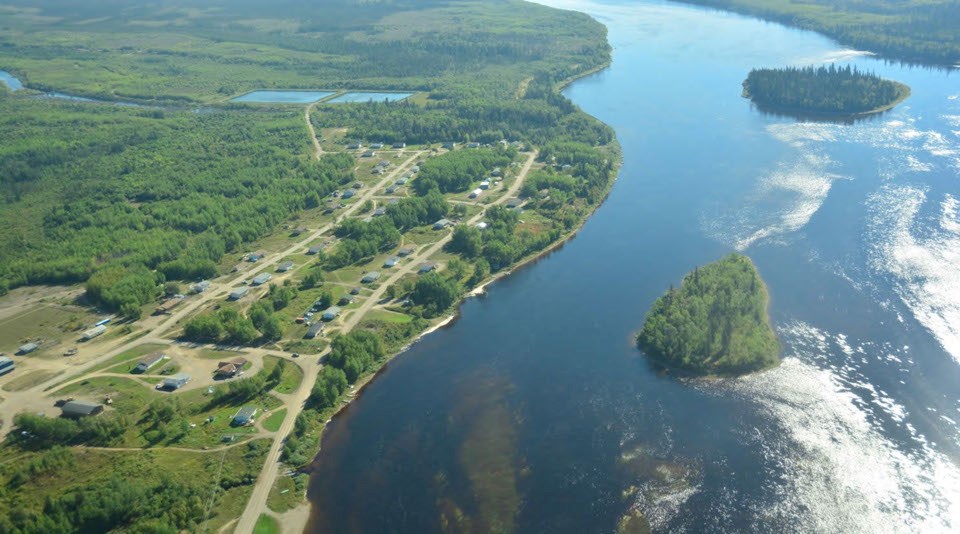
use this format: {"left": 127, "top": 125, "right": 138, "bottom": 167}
{"left": 304, "top": 102, "right": 323, "bottom": 159}
{"left": 233, "top": 150, "right": 537, "bottom": 534}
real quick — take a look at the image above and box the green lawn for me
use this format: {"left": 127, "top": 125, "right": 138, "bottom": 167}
{"left": 262, "top": 408, "right": 287, "bottom": 432}
{"left": 254, "top": 513, "right": 281, "bottom": 534}
{"left": 88, "top": 343, "right": 169, "bottom": 373}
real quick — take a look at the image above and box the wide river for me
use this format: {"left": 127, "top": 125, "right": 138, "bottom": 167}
{"left": 306, "top": 1, "right": 960, "bottom": 531}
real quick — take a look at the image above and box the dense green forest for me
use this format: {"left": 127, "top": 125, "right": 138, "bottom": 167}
{"left": 743, "top": 65, "right": 909, "bottom": 115}
{"left": 636, "top": 254, "right": 780, "bottom": 376}
{"left": 678, "top": 0, "right": 960, "bottom": 65}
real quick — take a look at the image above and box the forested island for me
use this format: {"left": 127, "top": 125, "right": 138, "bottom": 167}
{"left": 742, "top": 65, "right": 909, "bottom": 117}
{"left": 636, "top": 254, "right": 780, "bottom": 376}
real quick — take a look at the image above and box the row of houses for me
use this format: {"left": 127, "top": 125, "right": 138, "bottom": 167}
{"left": 347, "top": 142, "right": 407, "bottom": 150}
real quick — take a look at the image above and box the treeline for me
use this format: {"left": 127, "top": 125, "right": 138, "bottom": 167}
{"left": 413, "top": 148, "right": 515, "bottom": 194}
{"left": 636, "top": 254, "right": 780, "bottom": 375}
{"left": 679, "top": 0, "right": 960, "bottom": 66}
{"left": 743, "top": 65, "right": 908, "bottom": 114}
{"left": 183, "top": 285, "right": 295, "bottom": 345}
{"left": 0, "top": 99, "right": 354, "bottom": 294}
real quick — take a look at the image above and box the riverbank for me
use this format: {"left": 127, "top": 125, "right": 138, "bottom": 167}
{"left": 743, "top": 80, "right": 911, "bottom": 121}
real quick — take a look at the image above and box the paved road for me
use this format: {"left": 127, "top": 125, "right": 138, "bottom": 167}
{"left": 232, "top": 150, "right": 538, "bottom": 534}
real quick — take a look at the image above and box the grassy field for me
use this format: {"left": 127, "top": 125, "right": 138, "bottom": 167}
{"left": 253, "top": 513, "right": 281, "bottom": 534}
{"left": 262, "top": 409, "right": 286, "bottom": 432}
{"left": 87, "top": 342, "right": 169, "bottom": 373}
{"left": 267, "top": 473, "right": 308, "bottom": 513}
{"left": 1, "top": 369, "right": 62, "bottom": 392}
{"left": 0, "top": 304, "right": 100, "bottom": 356}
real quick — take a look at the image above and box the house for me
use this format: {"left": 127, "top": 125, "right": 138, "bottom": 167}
{"left": 232, "top": 406, "right": 258, "bottom": 426}
{"left": 361, "top": 271, "right": 381, "bottom": 283}
{"left": 322, "top": 307, "right": 342, "bottom": 321}
{"left": 305, "top": 322, "right": 325, "bottom": 339}
{"left": 342, "top": 188, "right": 357, "bottom": 199}
{"left": 192, "top": 280, "right": 211, "bottom": 293}
{"left": 338, "top": 294, "right": 355, "bottom": 305}
{"left": 252, "top": 273, "right": 273, "bottom": 286}
{"left": 479, "top": 180, "right": 490, "bottom": 190}
{"left": 94, "top": 318, "right": 112, "bottom": 327}
{"left": 392, "top": 142, "right": 406, "bottom": 149}
{"left": 469, "top": 188, "right": 482, "bottom": 199}
{"left": 154, "top": 296, "right": 184, "bottom": 315}
{"left": 229, "top": 287, "right": 250, "bottom": 300}
{"left": 442, "top": 142, "right": 456, "bottom": 150}
{"left": 161, "top": 373, "right": 190, "bottom": 390}
{"left": 376, "top": 160, "right": 391, "bottom": 168}
{"left": 307, "top": 244, "right": 324, "bottom": 255}
{"left": 372, "top": 167, "right": 383, "bottom": 175}
{"left": 215, "top": 357, "right": 247, "bottom": 378}
{"left": 17, "top": 343, "right": 38, "bottom": 355}
{"left": 277, "top": 261, "right": 295, "bottom": 273}
{"left": 373, "top": 207, "right": 387, "bottom": 217}
{"left": 385, "top": 185, "right": 398, "bottom": 194}
{"left": 433, "top": 219, "right": 452, "bottom": 230}
{"left": 506, "top": 198, "right": 523, "bottom": 209}
{"left": 60, "top": 400, "right": 103, "bottom": 419}
{"left": 411, "top": 166, "right": 420, "bottom": 173}
{"left": 370, "top": 143, "right": 384, "bottom": 149}
{"left": 291, "top": 226, "right": 308, "bottom": 236}
{"left": 395, "top": 177, "right": 408, "bottom": 185}
{"left": 349, "top": 287, "right": 362, "bottom": 295}
{"left": 384, "top": 256, "right": 399, "bottom": 268}
{"left": 247, "top": 250, "right": 267, "bottom": 262}
{"left": 397, "top": 246, "right": 415, "bottom": 257}
{"left": 466, "top": 142, "right": 481, "bottom": 149}
{"left": 135, "top": 352, "right": 165, "bottom": 373}
{"left": 346, "top": 142, "right": 362, "bottom": 150}
{"left": 0, "top": 356, "right": 15, "bottom": 376}
{"left": 418, "top": 261, "right": 437, "bottom": 274}
{"left": 81, "top": 325, "right": 106, "bottom": 341}
{"left": 361, "top": 150, "right": 376, "bottom": 158}
{"left": 491, "top": 167, "right": 503, "bottom": 177}
{"left": 476, "top": 221, "right": 489, "bottom": 230}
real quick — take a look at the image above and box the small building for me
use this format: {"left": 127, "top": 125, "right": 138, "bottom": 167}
{"left": 60, "top": 401, "right": 103, "bottom": 419}
{"left": 469, "top": 188, "right": 482, "bottom": 199}
{"left": 385, "top": 185, "right": 398, "bottom": 194}
{"left": 442, "top": 142, "right": 456, "bottom": 150}
{"left": 228, "top": 287, "right": 250, "bottom": 301}
{"left": 392, "top": 142, "right": 406, "bottom": 149}
{"left": 370, "top": 143, "right": 384, "bottom": 149}
{"left": 135, "top": 352, "right": 165, "bottom": 373}
{"left": 433, "top": 219, "right": 452, "bottom": 230}
{"left": 291, "top": 226, "right": 308, "bottom": 236}
{"left": 346, "top": 142, "right": 362, "bottom": 150}
{"left": 82, "top": 325, "right": 106, "bottom": 341}
{"left": 395, "top": 177, "right": 408, "bottom": 185}
{"left": 466, "top": 142, "right": 481, "bottom": 149}
{"left": 161, "top": 373, "right": 190, "bottom": 391}
{"left": 376, "top": 159, "right": 390, "bottom": 168}
{"left": 338, "top": 294, "right": 355, "bottom": 305}
{"left": 307, "top": 244, "right": 324, "bottom": 255}
{"left": 155, "top": 296, "right": 184, "bottom": 315}
{"left": 252, "top": 273, "right": 273, "bottom": 286}
{"left": 232, "top": 406, "right": 258, "bottom": 426}
{"left": 349, "top": 287, "right": 362, "bottom": 295}
{"left": 506, "top": 197, "right": 523, "bottom": 209}
{"left": 411, "top": 166, "right": 420, "bottom": 173}
{"left": 384, "top": 256, "right": 399, "bottom": 268}
{"left": 479, "top": 180, "right": 490, "bottom": 190}
{"left": 94, "top": 318, "right": 112, "bottom": 327}
{"left": 373, "top": 207, "right": 387, "bottom": 217}
{"left": 418, "top": 262, "right": 437, "bottom": 274}
{"left": 0, "top": 356, "right": 15, "bottom": 376}
{"left": 397, "top": 246, "right": 415, "bottom": 257}
{"left": 476, "top": 221, "right": 489, "bottom": 230}
{"left": 247, "top": 250, "right": 267, "bottom": 262}
{"left": 342, "top": 188, "right": 357, "bottom": 199}
{"left": 17, "top": 343, "right": 38, "bottom": 355}
{"left": 305, "top": 322, "right": 325, "bottom": 339}
{"left": 322, "top": 307, "right": 342, "bottom": 321}
{"left": 192, "top": 280, "right": 211, "bottom": 293}
{"left": 491, "top": 167, "right": 503, "bottom": 177}
{"left": 215, "top": 357, "right": 247, "bottom": 378}
{"left": 361, "top": 271, "right": 381, "bottom": 283}
{"left": 277, "top": 261, "right": 295, "bottom": 273}
{"left": 361, "top": 150, "right": 376, "bottom": 158}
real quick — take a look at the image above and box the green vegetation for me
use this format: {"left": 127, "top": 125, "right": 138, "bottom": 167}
{"left": 743, "top": 65, "right": 909, "bottom": 115}
{"left": 679, "top": 0, "right": 960, "bottom": 65}
{"left": 254, "top": 513, "right": 281, "bottom": 534}
{"left": 636, "top": 254, "right": 780, "bottom": 376}
{"left": 262, "top": 409, "right": 287, "bottom": 433}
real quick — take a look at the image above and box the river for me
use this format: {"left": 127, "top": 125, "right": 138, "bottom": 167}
{"left": 306, "top": 1, "right": 960, "bottom": 531}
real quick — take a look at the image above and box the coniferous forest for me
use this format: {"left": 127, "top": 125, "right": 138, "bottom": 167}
{"left": 636, "top": 254, "right": 780, "bottom": 376}
{"left": 742, "top": 65, "right": 909, "bottom": 115}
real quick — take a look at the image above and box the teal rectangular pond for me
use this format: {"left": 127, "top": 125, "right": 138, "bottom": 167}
{"left": 231, "top": 90, "right": 335, "bottom": 104}
{"left": 325, "top": 92, "right": 414, "bottom": 104}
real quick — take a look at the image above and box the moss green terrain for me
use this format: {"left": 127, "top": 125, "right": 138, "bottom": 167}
{"left": 636, "top": 254, "right": 780, "bottom": 376}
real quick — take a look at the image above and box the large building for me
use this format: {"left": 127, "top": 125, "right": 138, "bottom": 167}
{"left": 0, "top": 356, "right": 14, "bottom": 376}
{"left": 160, "top": 373, "right": 191, "bottom": 391}
{"left": 60, "top": 400, "right": 103, "bottom": 419}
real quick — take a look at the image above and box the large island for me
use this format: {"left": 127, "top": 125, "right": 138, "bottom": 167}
{"left": 636, "top": 254, "right": 780, "bottom": 376}
{"left": 742, "top": 65, "right": 910, "bottom": 118}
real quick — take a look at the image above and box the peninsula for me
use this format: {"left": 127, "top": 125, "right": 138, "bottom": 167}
{"left": 742, "top": 66, "right": 910, "bottom": 117}
{"left": 636, "top": 254, "right": 780, "bottom": 376}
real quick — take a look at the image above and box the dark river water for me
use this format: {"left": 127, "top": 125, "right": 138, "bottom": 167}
{"left": 306, "top": 1, "right": 960, "bottom": 531}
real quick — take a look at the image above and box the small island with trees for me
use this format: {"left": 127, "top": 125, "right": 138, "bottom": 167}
{"left": 636, "top": 254, "right": 780, "bottom": 376}
{"left": 742, "top": 65, "right": 910, "bottom": 118}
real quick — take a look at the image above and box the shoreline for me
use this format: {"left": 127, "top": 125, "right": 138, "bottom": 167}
{"left": 743, "top": 81, "right": 912, "bottom": 120}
